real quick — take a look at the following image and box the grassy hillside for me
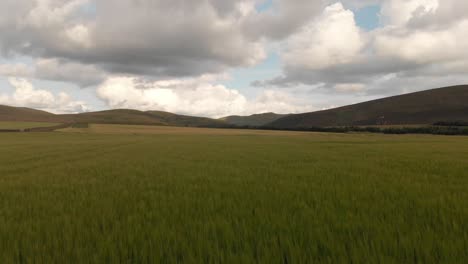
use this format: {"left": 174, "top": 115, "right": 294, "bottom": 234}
{"left": 0, "top": 105, "right": 60, "bottom": 122}
{"left": 3, "top": 85, "right": 468, "bottom": 130}
{"left": 58, "top": 109, "right": 166, "bottom": 125}
{"left": 60, "top": 109, "right": 227, "bottom": 127}
{"left": 146, "top": 111, "right": 228, "bottom": 127}
{"left": 1, "top": 126, "right": 467, "bottom": 262}
{"left": 221, "top": 113, "right": 287, "bottom": 127}
{"left": 0, "top": 106, "right": 228, "bottom": 128}
{"left": 269, "top": 85, "right": 468, "bottom": 128}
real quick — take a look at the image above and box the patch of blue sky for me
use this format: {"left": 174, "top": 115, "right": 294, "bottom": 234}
{"left": 0, "top": 56, "right": 34, "bottom": 65}
{"left": 354, "top": 5, "right": 381, "bottom": 31}
{"left": 256, "top": 0, "right": 273, "bottom": 12}
{"left": 79, "top": 1, "right": 97, "bottom": 18}
{"left": 221, "top": 52, "right": 282, "bottom": 98}
{"left": 0, "top": 77, "right": 15, "bottom": 94}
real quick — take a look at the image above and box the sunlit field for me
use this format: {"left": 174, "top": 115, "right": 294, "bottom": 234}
{"left": 1, "top": 125, "right": 467, "bottom": 263}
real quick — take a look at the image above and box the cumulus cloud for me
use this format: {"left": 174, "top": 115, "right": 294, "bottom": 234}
{"left": 283, "top": 3, "right": 364, "bottom": 70}
{"left": 374, "top": 19, "right": 468, "bottom": 65}
{"left": 268, "top": 0, "right": 468, "bottom": 96}
{"left": 0, "top": 78, "right": 88, "bottom": 113}
{"left": 96, "top": 76, "right": 313, "bottom": 118}
{"left": 0, "top": 0, "right": 268, "bottom": 80}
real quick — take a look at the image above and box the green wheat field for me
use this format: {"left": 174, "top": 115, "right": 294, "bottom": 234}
{"left": 1, "top": 124, "right": 467, "bottom": 263}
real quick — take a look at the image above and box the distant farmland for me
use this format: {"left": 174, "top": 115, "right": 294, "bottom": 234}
{"left": 0, "top": 125, "right": 467, "bottom": 262}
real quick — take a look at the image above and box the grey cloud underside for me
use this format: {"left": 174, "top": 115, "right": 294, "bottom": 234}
{"left": 35, "top": 59, "right": 106, "bottom": 87}
{"left": 265, "top": 59, "right": 468, "bottom": 97}
{"left": 393, "top": 1, "right": 468, "bottom": 29}
{"left": 0, "top": 0, "right": 267, "bottom": 80}
{"left": 0, "top": 0, "right": 329, "bottom": 83}
{"left": 268, "top": 55, "right": 466, "bottom": 86}
{"left": 281, "top": 59, "right": 416, "bottom": 84}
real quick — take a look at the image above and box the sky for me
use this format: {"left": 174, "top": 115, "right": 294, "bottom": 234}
{"left": 0, "top": 0, "right": 467, "bottom": 118}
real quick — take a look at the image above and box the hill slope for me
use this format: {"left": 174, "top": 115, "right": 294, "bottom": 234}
{"left": 4, "top": 85, "right": 468, "bottom": 129}
{"left": 59, "top": 110, "right": 227, "bottom": 127}
{"left": 0, "top": 105, "right": 61, "bottom": 122}
{"left": 0, "top": 106, "right": 228, "bottom": 128}
{"left": 220, "top": 113, "right": 287, "bottom": 127}
{"left": 268, "top": 85, "right": 468, "bottom": 128}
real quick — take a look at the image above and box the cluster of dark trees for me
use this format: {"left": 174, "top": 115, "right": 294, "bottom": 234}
{"left": 378, "top": 126, "right": 468, "bottom": 135}
{"left": 3, "top": 121, "right": 467, "bottom": 136}
{"left": 250, "top": 124, "right": 468, "bottom": 135}
{"left": 433, "top": 121, "right": 468, "bottom": 127}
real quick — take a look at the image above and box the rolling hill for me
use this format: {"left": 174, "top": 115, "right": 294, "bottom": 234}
{"left": 0, "top": 105, "right": 60, "bottom": 122}
{"left": 60, "top": 109, "right": 227, "bottom": 127}
{"left": 267, "top": 85, "right": 468, "bottom": 129}
{"left": 0, "top": 107, "right": 228, "bottom": 128}
{"left": 220, "top": 113, "right": 287, "bottom": 127}
{"left": 2, "top": 85, "right": 468, "bottom": 130}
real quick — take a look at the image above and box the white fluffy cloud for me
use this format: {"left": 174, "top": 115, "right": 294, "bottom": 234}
{"left": 272, "top": 0, "right": 468, "bottom": 97}
{"left": 97, "top": 76, "right": 313, "bottom": 118}
{"left": 283, "top": 3, "right": 364, "bottom": 70}
{"left": 374, "top": 0, "right": 468, "bottom": 66}
{"left": 374, "top": 0, "right": 468, "bottom": 73}
{"left": 375, "top": 15, "right": 468, "bottom": 65}
{"left": 0, "top": 78, "right": 88, "bottom": 113}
